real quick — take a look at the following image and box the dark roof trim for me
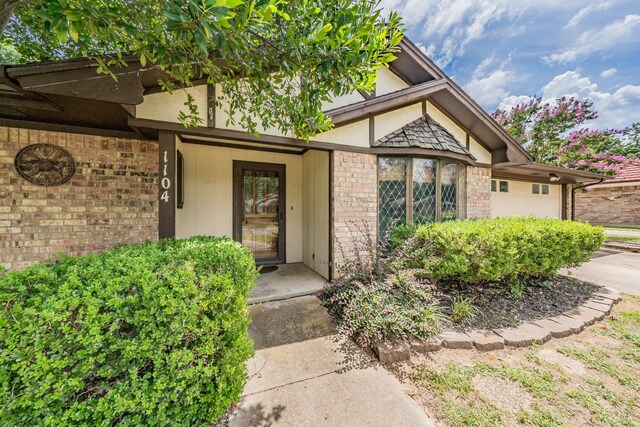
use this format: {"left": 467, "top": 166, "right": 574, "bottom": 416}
{"left": 396, "top": 38, "right": 445, "bottom": 80}
{"left": 442, "top": 81, "right": 532, "bottom": 163}
{"left": 128, "top": 117, "right": 474, "bottom": 164}
{"left": 130, "top": 117, "right": 335, "bottom": 151}
{"left": 493, "top": 162, "right": 608, "bottom": 184}
{"left": 325, "top": 79, "right": 447, "bottom": 126}
{"left": 0, "top": 117, "right": 144, "bottom": 140}
{"left": 3, "top": 55, "right": 140, "bottom": 78}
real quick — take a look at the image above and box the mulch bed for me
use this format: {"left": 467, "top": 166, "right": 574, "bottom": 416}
{"left": 436, "top": 275, "right": 600, "bottom": 331}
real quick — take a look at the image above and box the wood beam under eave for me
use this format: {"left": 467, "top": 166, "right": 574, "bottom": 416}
{"left": 0, "top": 95, "right": 63, "bottom": 112}
{"left": 121, "top": 104, "right": 136, "bottom": 117}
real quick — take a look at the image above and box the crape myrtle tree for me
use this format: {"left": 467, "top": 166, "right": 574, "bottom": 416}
{"left": 0, "top": 0, "right": 403, "bottom": 138}
{"left": 492, "top": 96, "right": 638, "bottom": 175}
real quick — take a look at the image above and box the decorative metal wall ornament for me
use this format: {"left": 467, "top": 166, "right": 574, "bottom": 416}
{"left": 14, "top": 144, "right": 76, "bottom": 186}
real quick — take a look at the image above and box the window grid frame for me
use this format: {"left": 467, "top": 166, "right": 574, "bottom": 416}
{"left": 378, "top": 156, "right": 461, "bottom": 236}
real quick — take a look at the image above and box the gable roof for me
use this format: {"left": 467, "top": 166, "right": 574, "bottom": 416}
{"left": 373, "top": 115, "right": 471, "bottom": 156}
{"left": 0, "top": 36, "right": 601, "bottom": 180}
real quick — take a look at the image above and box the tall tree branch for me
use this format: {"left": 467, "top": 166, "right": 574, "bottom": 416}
{"left": 0, "top": 0, "right": 30, "bottom": 35}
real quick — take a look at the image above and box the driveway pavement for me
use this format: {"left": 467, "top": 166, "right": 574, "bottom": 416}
{"left": 231, "top": 295, "right": 434, "bottom": 427}
{"left": 562, "top": 249, "right": 640, "bottom": 296}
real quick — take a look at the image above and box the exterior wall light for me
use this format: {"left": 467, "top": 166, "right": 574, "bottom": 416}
{"left": 549, "top": 173, "right": 560, "bottom": 182}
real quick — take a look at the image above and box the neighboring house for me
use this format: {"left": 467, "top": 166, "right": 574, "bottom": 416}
{"left": 0, "top": 38, "right": 604, "bottom": 277}
{"left": 574, "top": 161, "right": 640, "bottom": 227}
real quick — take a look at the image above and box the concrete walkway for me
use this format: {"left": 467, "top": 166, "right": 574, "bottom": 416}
{"left": 231, "top": 296, "right": 433, "bottom": 427}
{"left": 562, "top": 249, "right": 640, "bottom": 296}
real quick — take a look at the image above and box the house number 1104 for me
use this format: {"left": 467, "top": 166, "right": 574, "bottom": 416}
{"left": 161, "top": 150, "right": 171, "bottom": 203}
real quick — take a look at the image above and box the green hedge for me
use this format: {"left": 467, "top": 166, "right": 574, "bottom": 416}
{"left": 0, "top": 236, "right": 258, "bottom": 426}
{"left": 394, "top": 217, "right": 604, "bottom": 282}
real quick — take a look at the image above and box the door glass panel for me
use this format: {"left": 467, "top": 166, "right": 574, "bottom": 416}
{"left": 413, "top": 159, "right": 437, "bottom": 224}
{"left": 241, "top": 170, "right": 279, "bottom": 260}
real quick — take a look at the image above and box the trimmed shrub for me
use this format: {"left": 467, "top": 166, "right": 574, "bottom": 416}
{"left": 0, "top": 236, "right": 258, "bottom": 426}
{"left": 394, "top": 217, "right": 604, "bottom": 283}
{"left": 386, "top": 222, "right": 420, "bottom": 252}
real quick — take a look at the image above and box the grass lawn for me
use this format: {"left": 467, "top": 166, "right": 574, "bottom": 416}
{"left": 604, "top": 226, "right": 640, "bottom": 232}
{"left": 389, "top": 295, "right": 640, "bottom": 427}
{"left": 605, "top": 235, "right": 640, "bottom": 244}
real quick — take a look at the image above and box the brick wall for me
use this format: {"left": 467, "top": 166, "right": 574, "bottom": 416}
{"left": 0, "top": 127, "right": 158, "bottom": 270}
{"left": 466, "top": 166, "right": 492, "bottom": 219}
{"left": 332, "top": 151, "right": 377, "bottom": 277}
{"left": 574, "top": 184, "right": 640, "bottom": 226}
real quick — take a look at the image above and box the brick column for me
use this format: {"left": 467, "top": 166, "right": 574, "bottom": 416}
{"left": 466, "top": 166, "right": 492, "bottom": 219}
{"left": 332, "top": 151, "right": 378, "bottom": 278}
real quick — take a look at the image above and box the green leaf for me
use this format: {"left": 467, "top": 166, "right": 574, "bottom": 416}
{"left": 214, "top": 0, "right": 244, "bottom": 8}
{"left": 68, "top": 22, "right": 79, "bottom": 42}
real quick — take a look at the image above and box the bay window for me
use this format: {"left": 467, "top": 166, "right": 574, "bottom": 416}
{"left": 378, "top": 156, "right": 465, "bottom": 237}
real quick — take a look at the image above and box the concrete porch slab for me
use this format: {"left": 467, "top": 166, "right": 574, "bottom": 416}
{"left": 250, "top": 263, "right": 328, "bottom": 304}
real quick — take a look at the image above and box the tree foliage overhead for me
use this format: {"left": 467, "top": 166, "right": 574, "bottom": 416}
{"left": 0, "top": 0, "right": 403, "bottom": 138}
{"left": 492, "top": 96, "right": 638, "bottom": 175}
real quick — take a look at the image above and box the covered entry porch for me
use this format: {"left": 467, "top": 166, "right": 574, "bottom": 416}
{"left": 171, "top": 134, "right": 332, "bottom": 302}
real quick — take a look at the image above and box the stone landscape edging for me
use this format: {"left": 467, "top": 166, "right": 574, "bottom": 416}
{"left": 373, "top": 286, "right": 621, "bottom": 363}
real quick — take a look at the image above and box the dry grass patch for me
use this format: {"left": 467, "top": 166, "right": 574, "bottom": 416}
{"left": 388, "top": 295, "right": 640, "bottom": 427}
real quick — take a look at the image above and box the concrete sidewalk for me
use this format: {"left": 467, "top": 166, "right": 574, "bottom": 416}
{"left": 562, "top": 249, "right": 640, "bottom": 296}
{"left": 230, "top": 296, "right": 433, "bottom": 427}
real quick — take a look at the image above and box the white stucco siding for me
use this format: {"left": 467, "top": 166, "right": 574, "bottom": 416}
{"left": 321, "top": 91, "right": 366, "bottom": 111}
{"left": 137, "top": 86, "right": 207, "bottom": 123}
{"left": 426, "top": 101, "right": 492, "bottom": 164}
{"left": 375, "top": 67, "right": 409, "bottom": 95}
{"left": 374, "top": 103, "right": 423, "bottom": 141}
{"left": 175, "top": 144, "right": 303, "bottom": 263}
{"left": 469, "top": 136, "right": 492, "bottom": 164}
{"left": 302, "top": 150, "right": 330, "bottom": 279}
{"left": 491, "top": 180, "right": 562, "bottom": 219}
{"left": 311, "top": 119, "right": 370, "bottom": 147}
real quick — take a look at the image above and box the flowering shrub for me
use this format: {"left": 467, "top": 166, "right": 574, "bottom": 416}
{"left": 0, "top": 237, "right": 258, "bottom": 426}
{"left": 323, "top": 223, "right": 445, "bottom": 345}
{"left": 394, "top": 217, "right": 604, "bottom": 283}
{"left": 492, "top": 96, "right": 636, "bottom": 175}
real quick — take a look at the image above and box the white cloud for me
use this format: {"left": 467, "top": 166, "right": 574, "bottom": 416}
{"left": 415, "top": 42, "right": 436, "bottom": 58}
{"left": 541, "top": 71, "right": 599, "bottom": 99}
{"left": 463, "top": 56, "right": 518, "bottom": 106}
{"left": 600, "top": 68, "right": 618, "bottom": 78}
{"left": 520, "top": 71, "right": 640, "bottom": 129}
{"left": 379, "top": 0, "right": 575, "bottom": 68}
{"left": 544, "top": 14, "right": 640, "bottom": 64}
{"left": 497, "top": 95, "right": 534, "bottom": 111}
{"left": 565, "top": 2, "right": 612, "bottom": 29}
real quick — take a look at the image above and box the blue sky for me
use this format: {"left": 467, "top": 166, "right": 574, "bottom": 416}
{"left": 380, "top": 0, "right": 640, "bottom": 129}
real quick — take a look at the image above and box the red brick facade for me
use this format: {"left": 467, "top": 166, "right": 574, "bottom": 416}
{"left": 0, "top": 127, "right": 158, "bottom": 270}
{"left": 574, "top": 184, "right": 640, "bottom": 226}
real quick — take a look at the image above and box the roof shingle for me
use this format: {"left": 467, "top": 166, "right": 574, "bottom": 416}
{"left": 372, "top": 115, "right": 472, "bottom": 156}
{"left": 606, "top": 161, "right": 640, "bottom": 184}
